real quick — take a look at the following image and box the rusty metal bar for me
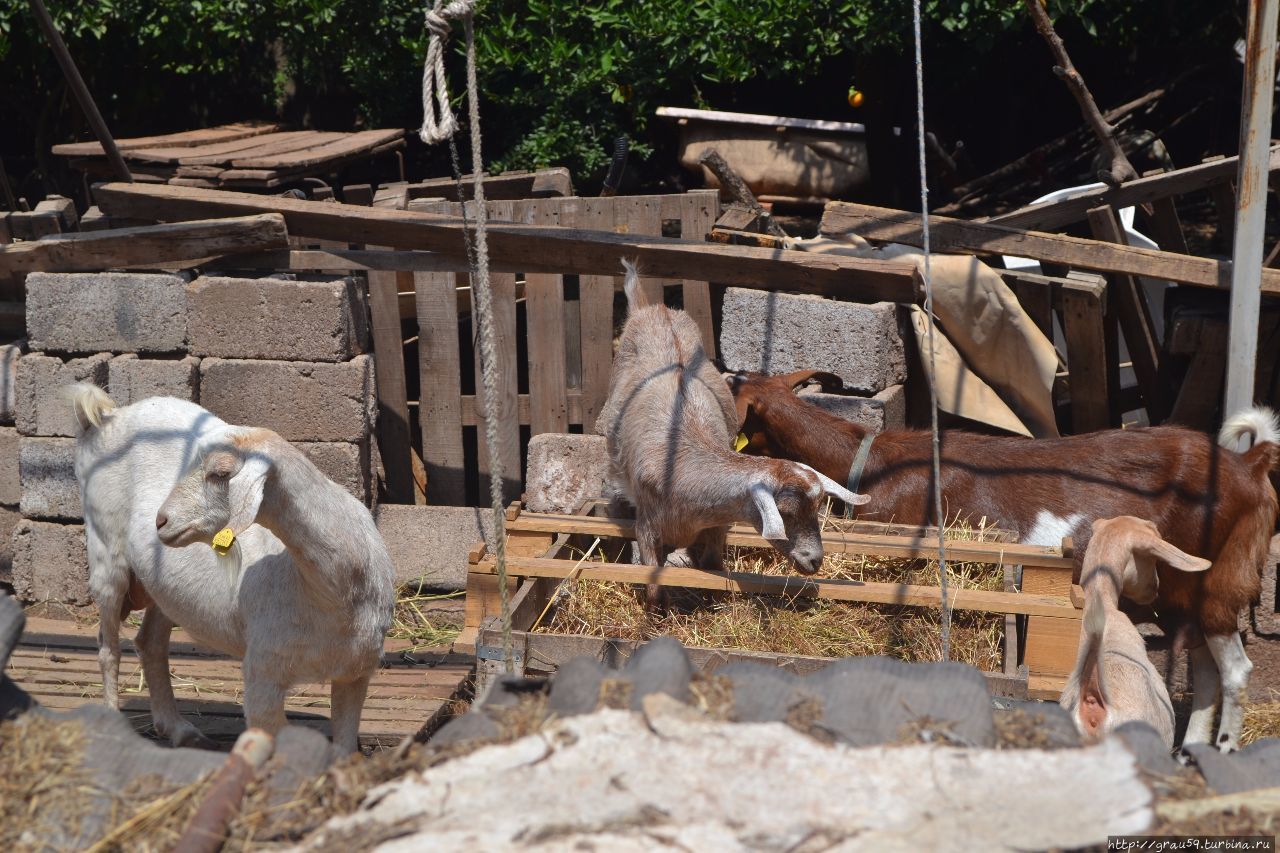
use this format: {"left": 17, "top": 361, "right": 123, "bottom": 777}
{"left": 1225, "top": 0, "right": 1279, "bottom": 423}
{"left": 27, "top": 0, "right": 133, "bottom": 183}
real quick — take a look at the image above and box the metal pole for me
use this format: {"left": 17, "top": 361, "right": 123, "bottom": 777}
{"left": 27, "top": 0, "right": 132, "bottom": 183}
{"left": 1224, "top": 0, "right": 1278, "bottom": 428}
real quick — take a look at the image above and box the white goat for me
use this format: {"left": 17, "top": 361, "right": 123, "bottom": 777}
{"left": 598, "top": 261, "right": 866, "bottom": 595}
{"left": 70, "top": 385, "right": 395, "bottom": 753}
{"left": 1060, "top": 516, "right": 1211, "bottom": 748}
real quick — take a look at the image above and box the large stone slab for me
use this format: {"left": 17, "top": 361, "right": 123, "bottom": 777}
{"left": 15, "top": 353, "right": 111, "bottom": 437}
{"left": 199, "top": 356, "right": 374, "bottom": 442}
{"left": 11, "top": 519, "right": 89, "bottom": 604}
{"left": 524, "top": 432, "right": 608, "bottom": 513}
{"left": 0, "top": 427, "right": 18, "bottom": 506}
{"left": 186, "top": 275, "right": 368, "bottom": 362}
{"left": 374, "top": 505, "right": 495, "bottom": 590}
{"left": 298, "top": 440, "right": 372, "bottom": 506}
{"left": 0, "top": 505, "right": 18, "bottom": 586}
{"left": 719, "top": 288, "right": 906, "bottom": 394}
{"left": 797, "top": 383, "right": 906, "bottom": 433}
{"left": 26, "top": 272, "right": 187, "bottom": 354}
{"left": 109, "top": 354, "right": 200, "bottom": 405}
{"left": 18, "top": 437, "right": 79, "bottom": 521}
{"left": 0, "top": 340, "right": 27, "bottom": 425}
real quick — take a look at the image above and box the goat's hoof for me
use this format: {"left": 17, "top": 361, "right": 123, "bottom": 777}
{"left": 171, "top": 726, "right": 218, "bottom": 751}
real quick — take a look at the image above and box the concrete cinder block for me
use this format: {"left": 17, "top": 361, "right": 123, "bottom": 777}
{"left": 0, "top": 505, "right": 18, "bottom": 586}
{"left": 298, "top": 440, "right": 372, "bottom": 506}
{"left": 19, "top": 437, "right": 80, "bottom": 521}
{"left": 109, "top": 354, "right": 200, "bottom": 405}
{"left": 199, "top": 356, "right": 374, "bottom": 442}
{"left": 797, "top": 383, "right": 906, "bottom": 434}
{"left": 26, "top": 272, "right": 187, "bottom": 354}
{"left": 0, "top": 427, "right": 18, "bottom": 506}
{"left": 187, "top": 276, "right": 368, "bottom": 362}
{"left": 11, "top": 519, "right": 90, "bottom": 605}
{"left": 525, "top": 433, "right": 608, "bottom": 514}
{"left": 0, "top": 340, "right": 27, "bottom": 425}
{"left": 374, "top": 505, "right": 494, "bottom": 591}
{"left": 16, "top": 353, "right": 111, "bottom": 437}
{"left": 718, "top": 288, "right": 906, "bottom": 394}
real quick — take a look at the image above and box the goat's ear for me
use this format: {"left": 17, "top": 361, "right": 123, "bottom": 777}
{"left": 795, "top": 463, "right": 870, "bottom": 506}
{"left": 1133, "top": 533, "right": 1212, "bottom": 574}
{"left": 729, "top": 378, "right": 754, "bottom": 428}
{"left": 203, "top": 450, "right": 241, "bottom": 480}
{"left": 778, "top": 369, "right": 844, "bottom": 392}
{"left": 226, "top": 454, "right": 271, "bottom": 532}
{"left": 750, "top": 481, "right": 788, "bottom": 540}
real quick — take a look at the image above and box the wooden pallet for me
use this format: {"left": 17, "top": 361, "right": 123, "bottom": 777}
{"left": 460, "top": 502, "right": 1083, "bottom": 701}
{"left": 8, "top": 616, "right": 472, "bottom": 750}
{"left": 52, "top": 122, "right": 405, "bottom": 189}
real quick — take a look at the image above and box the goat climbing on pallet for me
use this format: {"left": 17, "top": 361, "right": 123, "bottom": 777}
{"left": 728, "top": 368, "right": 1280, "bottom": 750}
{"left": 596, "top": 262, "right": 866, "bottom": 604}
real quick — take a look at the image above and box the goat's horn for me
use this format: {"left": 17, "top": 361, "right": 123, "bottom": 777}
{"left": 750, "top": 482, "right": 788, "bottom": 540}
{"left": 796, "top": 463, "right": 870, "bottom": 506}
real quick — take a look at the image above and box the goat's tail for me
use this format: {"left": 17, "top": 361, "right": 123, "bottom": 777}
{"left": 1220, "top": 406, "right": 1280, "bottom": 451}
{"left": 66, "top": 383, "right": 117, "bottom": 434}
{"left": 621, "top": 258, "right": 646, "bottom": 313}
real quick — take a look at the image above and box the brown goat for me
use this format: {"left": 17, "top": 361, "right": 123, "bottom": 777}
{"left": 730, "top": 368, "right": 1280, "bottom": 750}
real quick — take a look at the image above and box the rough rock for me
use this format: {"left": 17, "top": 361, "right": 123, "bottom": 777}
{"left": 524, "top": 432, "right": 609, "bottom": 513}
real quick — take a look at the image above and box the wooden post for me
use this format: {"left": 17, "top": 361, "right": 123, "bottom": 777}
{"left": 1224, "top": 0, "right": 1279, "bottom": 425}
{"left": 1059, "top": 277, "right": 1110, "bottom": 433}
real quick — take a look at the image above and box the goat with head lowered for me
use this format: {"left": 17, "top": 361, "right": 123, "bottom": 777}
{"left": 597, "top": 262, "right": 866, "bottom": 602}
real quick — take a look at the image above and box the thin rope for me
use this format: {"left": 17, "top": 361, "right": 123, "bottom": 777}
{"left": 912, "top": 0, "right": 951, "bottom": 661}
{"left": 418, "top": 0, "right": 474, "bottom": 144}
{"left": 420, "top": 3, "right": 516, "bottom": 674}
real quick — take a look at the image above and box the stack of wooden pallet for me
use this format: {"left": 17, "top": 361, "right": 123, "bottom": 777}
{"left": 52, "top": 121, "right": 404, "bottom": 189}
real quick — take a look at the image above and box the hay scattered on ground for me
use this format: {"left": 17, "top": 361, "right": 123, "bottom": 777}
{"left": 0, "top": 715, "right": 96, "bottom": 851}
{"left": 538, "top": 517, "right": 1007, "bottom": 671}
{"left": 1242, "top": 694, "right": 1280, "bottom": 747}
{"left": 387, "top": 589, "right": 463, "bottom": 652}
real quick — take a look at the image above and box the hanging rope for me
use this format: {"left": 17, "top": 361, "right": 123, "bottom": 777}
{"left": 911, "top": 0, "right": 952, "bottom": 660}
{"left": 418, "top": 0, "right": 474, "bottom": 144}
{"left": 420, "top": 3, "right": 516, "bottom": 674}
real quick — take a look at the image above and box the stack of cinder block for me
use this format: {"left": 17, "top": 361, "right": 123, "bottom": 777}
{"left": 7, "top": 271, "right": 375, "bottom": 606}
{"left": 718, "top": 288, "right": 907, "bottom": 433}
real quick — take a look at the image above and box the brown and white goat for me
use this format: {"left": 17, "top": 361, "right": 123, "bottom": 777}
{"left": 730, "top": 368, "right": 1280, "bottom": 750}
{"left": 1060, "top": 516, "right": 1211, "bottom": 748}
{"left": 597, "top": 265, "right": 866, "bottom": 593}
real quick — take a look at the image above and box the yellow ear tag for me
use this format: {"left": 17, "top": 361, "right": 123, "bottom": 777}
{"left": 211, "top": 527, "right": 236, "bottom": 555}
{"left": 733, "top": 432, "right": 749, "bottom": 452}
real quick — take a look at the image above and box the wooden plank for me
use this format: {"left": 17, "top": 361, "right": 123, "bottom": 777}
{"left": 578, "top": 198, "right": 618, "bottom": 431}
{"left": 1140, "top": 169, "right": 1191, "bottom": 254}
{"left": 1060, "top": 283, "right": 1111, "bottom": 433}
{"left": 51, "top": 121, "right": 280, "bottom": 157}
{"left": 986, "top": 147, "right": 1280, "bottom": 231}
{"left": 473, "top": 555, "right": 1077, "bottom": 618}
{"left": 120, "top": 130, "right": 321, "bottom": 166}
{"left": 524, "top": 201, "right": 570, "bottom": 434}
{"left": 1086, "top": 206, "right": 1165, "bottom": 421}
{"left": 1022, "top": 615, "right": 1082, "bottom": 684}
{"left": 0, "top": 214, "right": 289, "bottom": 277}
{"left": 681, "top": 191, "right": 719, "bottom": 356}
{"left": 1167, "top": 320, "right": 1228, "bottom": 430}
{"left": 820, "top": 201, "right": 1280, "bottom": 296}
{"left": 93, "top": 183, "right": 921, "bottom": 304}
{"left": 231, "top": 129, "right": 404, "bottom": 169}
{"left": 367, "top": 268, "right": 415, "bottom": 504}
{"left": 505, "top": 510, "right": 1073, "bottom": 568}
{"left": 403, "top": 168, "right": 574, "bottom": 201}
{"left": 619, "top": 196, "right": 664, "bottom": 303}
{"left": 472, "top": 259, "right": 521, "bottom": 503}
{"left": 1013, "top": 278, "right": 1054, "bottom": 342}
{"left": 416, "top": 271, "right": 466, "bottom": 504}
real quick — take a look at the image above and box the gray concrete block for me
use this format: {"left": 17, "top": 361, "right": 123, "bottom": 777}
{"left": 15, "top": 353, "right": 111, "bottom": 437}
{"left": 798, "top": 383, "right": 906, "bottom": 434}
{"left": 0, "top": 427, "right": 18, "bottom": 506}
{"left": 19, "top": 437, "right": 79, "bottom": 521}
{"left": 199, "top": 356, "right": 374, "bottom": 442}
{"left": 374, "top": 504, "right": 495, "bottom": 590}
{"left": 524, "top": 433, "right": 608, "bottom": 513}
{"left": 109, "top": 354, "right": 200, "bottom": 405}
{"left": 0, "top": 340, "right": 27, "bottom": 425}
{"left": 0, "top": 505, "right": 18, "bottom": 586}
{"left": 11, "top": 519, "right": 90, "bottom": 604}
{"left": 297, "top": 440, "right": 371, "bottom": 506}
{"left": 26, "top": 272, "right": 187, "bottom": 354}
{"left": 187, "top": 275, "right": 368, "bottom": 362}
{"left": 719, "top": 288, "right": 906, "bottom": 394}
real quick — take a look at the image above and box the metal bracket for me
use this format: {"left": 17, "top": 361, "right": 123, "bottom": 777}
{"left": 476, "top": 644, "right": 524, "bottom": 666}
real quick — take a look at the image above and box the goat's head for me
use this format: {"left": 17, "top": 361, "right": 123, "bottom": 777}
{"left": 1084, "top": 516, "right": 1211, "bottom": 606}
{"left": 750, "top": 459, "right": 869, "bottom": 574}
{"left": 727, "top": 369, "right": 844, "bottom": 457}
{"left": 155, "top": 429, "right": 275, "bottom": 549}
